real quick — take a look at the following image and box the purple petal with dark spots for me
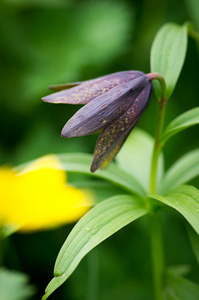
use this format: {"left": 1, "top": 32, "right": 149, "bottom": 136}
{"left": 90, "top": 84, "right": 153, "bottom": 172}
{"left": 42, "top": 71, "right": 144, "bottom": 105}
{"left": 61, "top": 75, "right": 150, "bottom": 138}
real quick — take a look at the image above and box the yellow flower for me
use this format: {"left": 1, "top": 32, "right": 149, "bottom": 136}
{"left": 0, "top": 155, "right": 93, "bottom": 234}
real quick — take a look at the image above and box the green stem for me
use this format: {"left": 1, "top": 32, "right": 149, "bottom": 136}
{"left": 147, "top": 73, "right": 167, "bottom": 193}
{"left": 149, "top": 213, "right": 165, "bottom": 300}
{"left": 150, "top": 98, "right": 166, "bottom": 194}
{"left": 147, "top": 73, "right": 167, "bottom": 103}
{"left": 186, "top": 22, "right": 199, "bottom": 43}
{"left": 147, "top": 73, "right": 167, "bottom": 300}
{"left": 188, "top": 29, "right": 199, "bottom": 43}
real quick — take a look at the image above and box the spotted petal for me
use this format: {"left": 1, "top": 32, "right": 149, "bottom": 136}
{"left": 61, "top": 75, "right": 149, "bottom": 138}
{"left": 90, "top": 85, "right": 152, "bottom": 172}
{"left": 91, "top": 122, "right": 136, "bottom": 172}
{"left": 42, "top": 71, "right": 144, "bottom": 104}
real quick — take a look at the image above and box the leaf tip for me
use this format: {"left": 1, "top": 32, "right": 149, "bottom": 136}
{"left": 41, "top": 293, "right": 48, "bottom": 300}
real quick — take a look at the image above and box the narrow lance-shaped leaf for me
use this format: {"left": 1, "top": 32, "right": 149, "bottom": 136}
{"left": 42, "top": 195, "right": 148, "bottom": 300}
{"left": 160, "top": 148, "right": 199, "bottom": 194}
{"left": 149, "top": 185, "right": 199, "bottom": 234}
{"left": 57, "top": 153, "right": 146, "bottom": 197}
{"left": 161, "top": 107, "right": 199, "bottom": 145}
{"left": 15, "top": 153, "right": 146, "bottom": 197}
{"left": 74, "top": 180, "right": 125, "bottom": 204}
{"left": 151, "top": 22, "right": 188, "bottom": 99}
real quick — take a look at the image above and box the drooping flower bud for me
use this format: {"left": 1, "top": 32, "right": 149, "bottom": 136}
{"left": 42, "top": 71, "right": 153, "bottom": 172}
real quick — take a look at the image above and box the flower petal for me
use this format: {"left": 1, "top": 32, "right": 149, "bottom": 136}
{"left": 90, "top": 116, "right": 137, "bottom": 172}
{"left": 90, "top": 84, "right": 152, "bottom": 172}
{"left": 0, "top": 155, "right": 93, "bottom": 233}
{"left": 42, "top": 71, "right": 144, "bottom": 104}
{"left": 91, "top": 126, "right": 134, "bottom": 172}
{"left": 61, "top": 75, "right": 149, "bottom": 138}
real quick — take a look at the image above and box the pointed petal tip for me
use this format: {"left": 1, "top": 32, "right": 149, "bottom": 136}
{"left": 42, "top": 93, "right": 65, "bottom": 104}
{"left": 41, "top": 95, "right": 56, "bottom": 103}
{"left": 90, "top": 166, "right": 96, "bottom": 173}
{"left": 61, "top": 127, "right": 77, "bottom": 138}
{"left": 90, "top": 161, "right": 98, "bottom": 173}
{"left": 61, "top": 127, "right": 69, "bottom": 138}
{"left": 61, "top": 130, "right": 69, "bottom": 138}
{"left": 41, "top": 96, "right": 48, "bottom": 102}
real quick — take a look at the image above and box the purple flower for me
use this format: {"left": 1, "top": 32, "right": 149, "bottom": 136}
{"left": 42, "top": 71, "right": 153, "bottom": 172}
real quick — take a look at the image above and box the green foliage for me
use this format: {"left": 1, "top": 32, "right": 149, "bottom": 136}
{"left": 41, "top": 20, "right": 199, "bottom": 299}
{"left": 164, "top": 270, "right": 199, "bottom": 300}
{"left": 75, "top": 181, "right": 125, "bottom": 204}
{"left": 0, "top": 0, "right": 132, "bottom": 111}
{"left": 1, "top": 1, "right": 199, "bottom": 300}
{"left": 186, "top": 0, "right": 199, "bottom": 30}
{"left": 57, "top": 153, "right": 146, "bottom": 196}
{"left": 161, "top": 107, "right": 199, "bottom": 145}
{"left": 160, "top": 149, "right": 199, "bottom": 194}
{"left": 0, "top": 268, "right": 35, "bottom": 300}
{"left": 187, "top": 225, "right": 199, "bottom": 264}
{"left": 150, "top": 23, "right": 188, "bottom": 100}
{"left": 149, "top": 185, "right": 199, "bottom": 234}
{"left": 42, "top": 195, "right": 148, "bottom": 300}
{"left": 116, "top": 128, "right": 164, "bottom": 192}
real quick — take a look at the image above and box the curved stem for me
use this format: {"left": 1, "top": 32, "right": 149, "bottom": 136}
{"left": 147, "top": 73, "right": 167, "bottom": 102}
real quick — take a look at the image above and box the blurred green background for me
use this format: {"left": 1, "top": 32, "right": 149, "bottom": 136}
{"left": 0, "top": 0, "right": 199, "bottom": 299}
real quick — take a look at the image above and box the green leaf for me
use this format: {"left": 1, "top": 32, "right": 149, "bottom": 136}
{"left": 116, "top": 128, "right": 164, "bottom": 192}
{"left": 151, "top": 22, "right": 188, "bottom": 99}
{"left": 57, "top": 153, "right": 146, "bottom": 197}
{"left": 149, "top": 185, "right": 199, "bottom": 234}
{"left": 164, "top": 270, "right": 199, "bottom": 300}
{"left": 42, "top": 195, "right": 148, "bottom": 300}
{"left": 74, "top": 180, "right": 125, "bottom": 203}
{"left": 161, "top": 107, "right": 199, "bottom": 145}
{"left": 0, "top": 225, "right": 19, "bottom": 239}
{"left": 185, "top": 0, "right": 199, "bottom": 30}
{"left": 160, "top": 149, "right": 199, "bottom": 194}
{"left": 0, "top": 268, "right": 35, "bottom": 300}
{"left": 187, "top": 224, "right": 199, "bottom": 264}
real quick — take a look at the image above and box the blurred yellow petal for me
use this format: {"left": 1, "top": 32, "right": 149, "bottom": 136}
{"left": 0, "top": 155, "right": 93, "bottom": 234}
